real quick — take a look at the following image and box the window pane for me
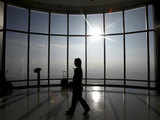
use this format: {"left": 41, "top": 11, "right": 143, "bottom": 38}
{"left": 0, "top": 1, "right": 4, "bottom": 29}
{"left": 7, "top": 5, "right": 28, "bottom": 31}
{"left": 69, "top": 37, "right": 85, "bottom": 83}
{"left": 125, "top": 7, "right": 146, "bottom": 32}
{"left": 30, "top": 10, "right": 48, "bottom": 33}
{"left": 106, "top": 35, "right": 124, "bottom": 85}
{"left": 105, "top": 11, "right": 123, "bottom": 34}
{"left": 50, "top": 36, "right": 67, "bottom": 84}
{"left": 150, "top": 31, "right": 156, "bottom": 87}
{"left": 126, "top": 32, "right": 147, "bottom": 86}
{"left": 30, "top": 34, "right": 48, "bottom": 85}
{"left": 148, "top": 5, "right": 154, "bottom": 29}
{"left": 87, "top": 14, "right": 103, "bottom": 35}
{"left": 69, "top": 15, "right": 85, "bottom": 35}
{"left": 5, "top": 32, "right": 27, "bottom": 86}
{"left": 87, "top": 36, "right": 104, "bottom": 84}
{"left": 51, "top": 14, "right": 67, "bottom": 34}
{"left": 0, "top": 32, "right": 3, "bottom": 72}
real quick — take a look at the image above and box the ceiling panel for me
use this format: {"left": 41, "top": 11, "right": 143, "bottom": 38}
{"left": 5, "top": 0, "right": 152, "bottom": 13}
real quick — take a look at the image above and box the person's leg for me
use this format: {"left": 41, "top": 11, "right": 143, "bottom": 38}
{"left": 66, "top": 92, "right": 78, "bottom": 115}
{"left": 79, "top": 92, "right": 90, "bottom": 115}
{"left": 79, "top": 96, "right": 90, "bottom": 111}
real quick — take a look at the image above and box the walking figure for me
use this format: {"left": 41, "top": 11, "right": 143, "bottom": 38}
{"left": 66, "top": 58, "right": 90, "bottom": 116}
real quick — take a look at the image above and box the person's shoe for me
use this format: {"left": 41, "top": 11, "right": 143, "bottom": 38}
{"left": 65, "top": 110, "right": 74, "bottom": 116}
{"left": 83, "top": 108, "right": 90, "bottom": 116}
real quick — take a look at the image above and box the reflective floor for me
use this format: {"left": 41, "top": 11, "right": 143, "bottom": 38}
{"left": 0, "top": 87, "right": 160, "bottom": 120}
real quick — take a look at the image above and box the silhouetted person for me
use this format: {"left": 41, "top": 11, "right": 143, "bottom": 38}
{"left": 66, "top": 58, "right": 90, "bottom": 116}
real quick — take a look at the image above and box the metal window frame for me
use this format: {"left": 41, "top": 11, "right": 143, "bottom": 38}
{"left": 27, "top": 9, "right": 31, "bottom": 87}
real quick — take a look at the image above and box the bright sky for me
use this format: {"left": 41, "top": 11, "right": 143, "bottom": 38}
{"left": 4, "top": 5, "right": 155, "bottom": 82}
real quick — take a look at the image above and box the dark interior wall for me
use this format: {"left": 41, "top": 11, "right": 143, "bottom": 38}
{"left": 153, "top": 0, "right": 160, "bottom": 89}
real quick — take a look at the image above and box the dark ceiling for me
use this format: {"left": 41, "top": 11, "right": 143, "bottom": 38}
{"left": 3, "top": 0, "right": 152, "bottom": 14}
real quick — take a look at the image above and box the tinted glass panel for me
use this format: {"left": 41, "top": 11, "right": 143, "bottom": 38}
{"left": 30, "top": 35, "right": 48, "bottom": 85}
{"left": 30, "top": 10, "right": 48, "bottom": 33}
{"left": 50, "top": 36, "right": 67, "bottom": 84}
{"left": 51, "top": 14, "right": 67, "bottom": 34}
{"left": 0, "top": 32, "right": 3, "bottom": 72}
{"left": 7, "top": 5, "right": 28, "bottom": 31}
{"left": 150, "top": 32, "right": 155, "bottom": 87}
{"left": 126, "top": 33, "right": 147, "bottom": 86}
{"left": 69, "top": 37, "right": 85, "bottom": 82}
{"left": 87, "top": 36, "right": 104, "bottom": 84}
{"left": 87, "top": 14, "right": 103, "bottom": 35}
{"left": 6, "top": 32, "right": 27, "bottom": 85}
{"left": 0, "top": 1, "right": 4, "bottom": 29}
{"left": 125, "top": 7, "right": 146, "bottom": 32}
{"left": 105, "top": 12, "right": 123, "bottom": 34}
{"left": 148, "top": 5, "right": 154, "bottom": 29}
{"left": 69, "top": 15, "right": 85, "bottom": 35}
{"left": 106, "top": 35, "right": 124, "bottom": 85}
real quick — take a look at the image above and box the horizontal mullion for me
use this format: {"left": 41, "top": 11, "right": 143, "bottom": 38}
{"left": 5, "top": 29, "right": 155, "bottom": 36}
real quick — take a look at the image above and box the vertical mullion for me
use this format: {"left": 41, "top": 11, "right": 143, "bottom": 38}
{"left": 27, "top": 9, "right": 31, "bottom": 88}
{"left": 67, "top": 14, "right": 69, "bottom": 82}
{"left": 146, "top": 5, "right": 150, "bottom": 89}
{"left": 122, "top": 10, "right": 126, "bottom": 87}
{"left": 85, "top": 14, "right": 87, "bottom": 86}
{"left": 2, "top": 1, "right": 7, "bottom": 80}
{"left": 103, "top": 13, "right": 106, "bottom": 86}
{"left": 48, "top": 12, "right": 51, "bottom": 86}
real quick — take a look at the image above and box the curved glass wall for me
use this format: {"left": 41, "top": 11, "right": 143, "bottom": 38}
{"left": 3, "top": 3, "right": 155, "bottom": 88}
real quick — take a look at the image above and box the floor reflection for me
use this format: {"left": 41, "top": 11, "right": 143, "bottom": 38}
{"left": 0, "top": 87, "right": 160, "bottom": 120}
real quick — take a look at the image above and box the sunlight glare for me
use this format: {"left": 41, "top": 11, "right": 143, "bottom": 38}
{"left": 89, "top": 26, "right": 103, "bottom": 42}
{"left": 91, "top": 92, "right": 101, "bottom": 103}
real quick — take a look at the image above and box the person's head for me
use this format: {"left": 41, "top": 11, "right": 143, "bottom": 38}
{"left": 74, "top": 58, "right": 81, "bottom": 67}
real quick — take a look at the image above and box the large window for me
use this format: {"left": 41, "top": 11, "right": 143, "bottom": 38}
{"left": 6, "top": 32, "right": 27, "bottom": 86}
{"left": 4, "top": 4, "right": 156, "bottom": 88}
{"left": 87, "top": 37, "right": 104, "bottom": 84}
{"left": 105, "top": 11, "right": 123, "bottom": 34}
{"left": 148, "top": 5, "right": 154, "bottom": 29}
{"left": 7, "top": 5, "right": 28, "bottom": 31}
{"left": 149, "top": 31, "right": 155, "bottom": 87}
{"left": 30, "top": 10, "right": 48, "bottom": 34}
{"left": 0, "top": 32, "right": 3, "bottom": 73}
{"left": 69, "top": 37, "right": 85, "bottom": 79}
{"left": 50, "top": 36, "right": 67, "bottom": 84}
{"left": 125, "top": 7, "right": 146, "bottom": 32}
{"left": 106, "top": 35, "right": 124, "bottom": 85}
{"left": 30, "top": 35, "right": 48, "bottom": 85}
{"left": 126, "top": 32, "right": 147, "bottom": 86}
{"left": 69, "top": 15, "right": 85, "bottom": 35}
{"left": 87, "top": 14, "right": 103, "bottom": 35}
{"left": 51, "top": 13, "right": 67, "bottom": 34}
